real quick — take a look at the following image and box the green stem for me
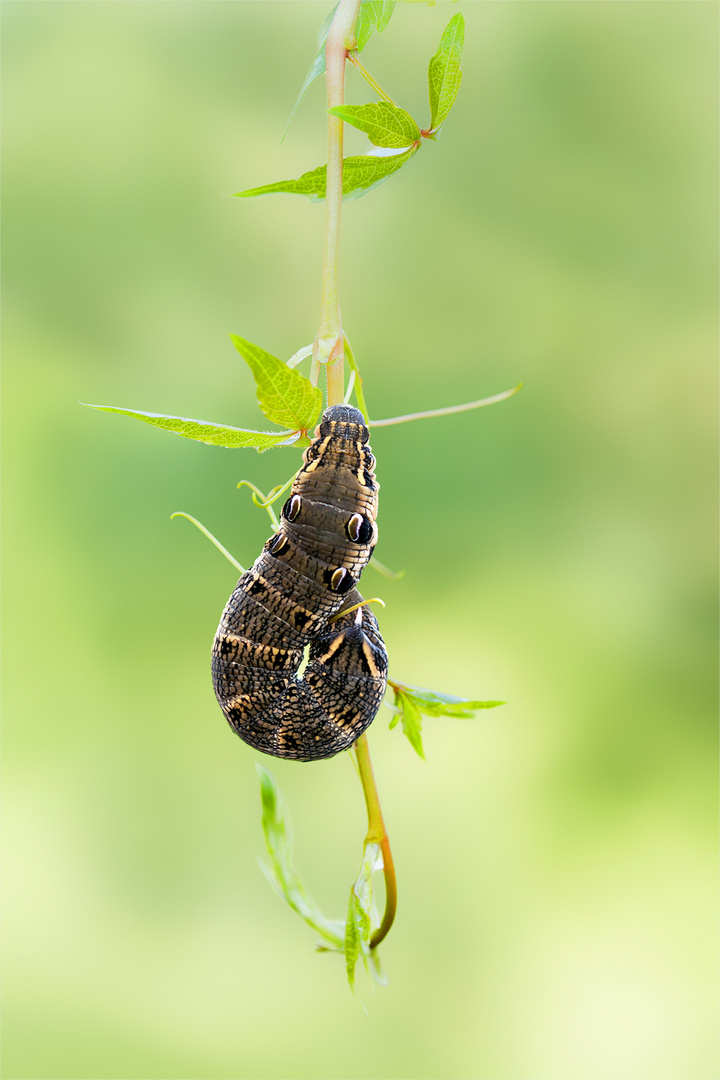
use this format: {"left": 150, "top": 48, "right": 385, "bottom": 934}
{"left": 236, "top": 480, "right": 281, "bottom": 529}
{"left": 354, "top": 733, "right": 397, "bottom": 950}
{"left": 170, "top": 513, "right": 245, "bottom": 573}
{"left": 369, "top": 384, "right": 522, "bottom": 427}
{"left": 343, "top": 333, "right": 370, "bottom": 421}
{"left": 348, "top": 51, "right": 397, "bottom": 105}
{"left": 328, "top": 596, "right": 385, "bottom": 624}
{"left": 316, "top": 0, "right": 397, "bottom": 957}
{"left": 313, "top": 0, "right": 361, "bottom": 405}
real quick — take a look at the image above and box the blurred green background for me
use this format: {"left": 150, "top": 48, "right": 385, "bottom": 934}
{"left": 2, "top": 3, "right": 717, "bottom": 1078}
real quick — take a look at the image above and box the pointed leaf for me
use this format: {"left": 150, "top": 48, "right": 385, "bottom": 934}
{"left": 399, "top": 684, "right": 505, "bottom": 718}
{"left": 81, "top": 403, "right": 304, "bottom": 451}
{"left": 329, "top": 102, "right": 420, "bottom": 148}
{"left": 394, "top": 690, "right": 426, "bottom": 759}
{"left": 229, "top": 334, "right": 322, "bottom": 431}
{"left": 282, "top": 5, "right": 337, "bottom": 142}
{"left": 344, "top": 841, "right": 382, "bottom": 988}
{"left": 341, "top": 148, "right": 420, "bottom": 199}
{"left": 284, "top": 0, "right": 396, "bottom": 141}
{"left": 388, "top": 681, "right": 504, "bottom": 756}
{"left": 344, "top": 886, "right": 366, "bottom": 989}
{"left": 428, "top": 13, "right": 465, "bottom": 132}
{"left": 353, "top": 0, "right": 397, "bottom": 51}
{"left": 235, "top": 147, "right": 418, "bottom": 202}
{"left": 257, "top": 765, "right": 345, "bottom": 948}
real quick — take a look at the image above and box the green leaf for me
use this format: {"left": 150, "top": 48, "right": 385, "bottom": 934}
{"left": 354, "top": 0, "right": 397, "bottom": 51}
{"left": 344, "top": 887, "right": 365, "bottom": 990}
{"left": 344, "top": 841, "right": 382, "bottom": 989}
{"left": 388, "top": 681, "right": 504, "bottom": 758}
{"left": 229, "top": 334, "right": 322, "bottom": 431}
{"left": 235, "top": 147, "right": 418, "bottom": 202}
{"left": 399, "top": 684, "right": 505, "bottom": 718}
{"left": 256, "top": 765, "right": 345, "bottom": 949}
{"left": 282, "top": 5, "right": 337, "bottom": 143}
{"left": 339, "top": 148, "right": 418, "bottom": 201}
{"left": 284, "top": 0, "right": 396, "bottom": 141}
{"left": 329, "top": 102, "right": 420, "bottom": 148}
{"left": 394, "top": 690, "right": 426, "bottom": 759}
{"left": 428, "top": 13, "right": 465, "bottom": 132}
{"left": 81, "top": 403, "right": 304, "bottom": 451}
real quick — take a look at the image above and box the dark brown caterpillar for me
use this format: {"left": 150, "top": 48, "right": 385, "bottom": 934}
{"left": 212, "top": 404, "right": 388, "bottom": 761}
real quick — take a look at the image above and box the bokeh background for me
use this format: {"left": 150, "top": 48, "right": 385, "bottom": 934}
{"left": 2, "top": 3, "right": 717, "bottom": 1078}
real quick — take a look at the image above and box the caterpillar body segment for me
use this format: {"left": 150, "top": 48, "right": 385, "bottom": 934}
{"left": 212, "top": 405, "right": 388, "bottom": 761}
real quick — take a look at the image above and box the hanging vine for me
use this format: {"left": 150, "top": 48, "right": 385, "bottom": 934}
{"left": 84, "top": 2, "right": 518, "bottom": 991}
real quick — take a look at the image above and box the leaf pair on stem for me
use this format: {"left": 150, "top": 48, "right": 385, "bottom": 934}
{"left": 83, "top": 327, "right": 520, "bottom": 453}
{"left": 239, "top": 13, "right": 465, "bottom": 202}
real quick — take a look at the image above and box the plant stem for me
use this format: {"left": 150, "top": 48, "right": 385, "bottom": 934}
{"left": 354, "top": 733, "right": 397, "bottom": 950}
{"left": 316, "top": 0, "right": 398, "bottom": 956}
{"left": 343, "top": 334, "right": 370, "bottom": 421}
{"left": 369, "top": 384, "right": 523, "bottom": 427}
{"left": 169, "top": 513, "right": 245, "bottom": 573}
{"left": 348, "top": 52, "right": 397, "bottom": 105}
{"left": 313, "top": 0, "right": 361, "bottom": 404}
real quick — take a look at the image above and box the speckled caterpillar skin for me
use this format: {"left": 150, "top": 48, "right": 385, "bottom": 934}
{"left": 212, "top": 405, "right": 388, "bottom": 761}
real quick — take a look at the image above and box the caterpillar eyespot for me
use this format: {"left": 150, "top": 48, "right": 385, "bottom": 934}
{"left": 330, "top": 566, "right": 356, "bottom": 593}
{"left": 268, "top": 534, "right": 290, "bottom": 557}
{"left": 211, "top": 404, "right": 388, "bottom": 762}
{"left": 283, "top": 494, "right": 302, "bottom": 521}
{"left": 347, "top": 512, "right": 374, "bottom": 545}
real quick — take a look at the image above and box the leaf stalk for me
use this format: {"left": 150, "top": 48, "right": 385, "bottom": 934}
{"left": 343, "top": 334, "right": 370, "bottom": 420}
{"left": 170, "top": 513, "right": 245, "bottom": 573}
{"left": 348, "top": 51, "right": 397, "bottom": 105}
{"left": 369, "top": 384, "right": 522, "bottom": 427}
{"left": 353, "top": 733, "right": 397, "bottom": 950}
{"left": 313, "top": 0, "right": 362, "bottom": 403}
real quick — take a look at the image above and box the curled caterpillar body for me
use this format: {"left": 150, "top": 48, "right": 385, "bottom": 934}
{"left": 211, "top": 405, "right": 389, "bottom": 761}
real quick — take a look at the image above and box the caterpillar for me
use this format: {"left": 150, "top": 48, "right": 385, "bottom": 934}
{"left": 211, "top": 404, "right": 388, "bottom": 761}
